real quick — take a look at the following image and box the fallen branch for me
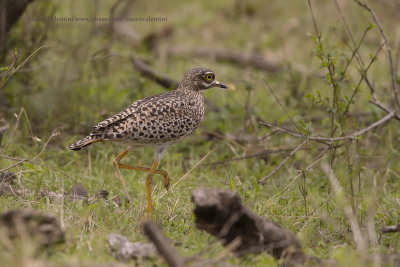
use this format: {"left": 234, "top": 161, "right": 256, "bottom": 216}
{"left": 129, "top": 56, "right": 178, "bottom": 89}
{"left": 192, "top": 188, "right": 308, "bottom": 266}
{"left": 163, "top": 47, "right": 283, "bottom": 73}
{"left": 381, "top": 224, "right": 400, "bottom": 234}
{"left": 142, "top": 220, "right": 185, "bottom": 267}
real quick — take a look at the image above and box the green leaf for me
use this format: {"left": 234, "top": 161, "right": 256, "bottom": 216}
{"left": 254, "top": 179, "right": 260, "bottom": 193}
{"left": 367, "top": 23, "right": 376, "bottom": 30}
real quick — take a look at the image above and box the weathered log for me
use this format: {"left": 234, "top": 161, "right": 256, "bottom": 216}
{"left": 192, "top": 188, "right": 306, "bottom": 266}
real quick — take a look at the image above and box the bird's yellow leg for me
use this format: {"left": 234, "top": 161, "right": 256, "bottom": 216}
{"left": 113, "top": 150, "right": 170, "bottom": 214}
{"left": 113, "top": 149, "right": 132, "bottom": 206}
{"left": 113, "top": 149, "right": 170, "bottom": 190}
{"left": 146, "top": 160, "right": 160, "bottom": 214}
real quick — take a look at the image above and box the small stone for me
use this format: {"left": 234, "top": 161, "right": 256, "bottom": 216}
{"left": 108, "top": 233, "right": 156, "bottom": 260}
{"left": 0, "top": 208, "right": 64, "bottom": 247}
{"left": 66, "top": 184, "right": 88, "bottom": 202}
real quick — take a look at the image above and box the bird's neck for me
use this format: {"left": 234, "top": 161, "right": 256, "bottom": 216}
{"left": 176, "top": 87, "right": 203, "bottom": 95}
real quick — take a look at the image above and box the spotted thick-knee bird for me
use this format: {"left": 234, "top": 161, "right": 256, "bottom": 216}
{"left": 68, "top": 68, "right": 227, "bottom": 214}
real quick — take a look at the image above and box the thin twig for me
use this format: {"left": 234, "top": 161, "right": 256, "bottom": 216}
{"left": 0, "top": 158, "right": 27, "bottom": 172}
{"left": 307, "top": 0, "right": 322, "bottom": 41}
{"left": 259, "top": 121, "right": 302, "bottom": 137}
{"left": 263, "top": 79, "right": 301, "bottom": 133}
{"left": 333, "top": 0, "right": 382, "bottom": 106}
{"left": 203, "top": 146, "right": 333, "bottom": 165}
{"left": 260, "top": 111, "right": 395, "bottom": 142}
{"left": 258, "top": 139, "right": 309, "bottom": 184}
{"left": 264, "top": 146, "right": 329, "bottom": 199}
{"left": 308, "top": 112, "right": 395, "bottom": 141}
{"left": 334, "top": 0, "right": 368, "bottom": 71}
{"left": 354, "top": 0, "right": 400, "bottom": 111}
{"left": 342, "top": 42, "right": 385, "bottom": 117}
{"left": 308, "top": 0, "right": 343, "bottom": 136}
{"left": 370, "top": 100, "right": 400, "bottom": 121}
{"left": 260, "top": 146, "right": 330, "bottom": 196}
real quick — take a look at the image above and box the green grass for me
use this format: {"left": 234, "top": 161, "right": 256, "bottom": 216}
{"left": 1, "top": 0, "right": 400, "bottom": 266}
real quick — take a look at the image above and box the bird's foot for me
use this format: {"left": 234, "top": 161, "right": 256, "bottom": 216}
{"left": 163, "top": 174, "right": 171, "bottom": 191}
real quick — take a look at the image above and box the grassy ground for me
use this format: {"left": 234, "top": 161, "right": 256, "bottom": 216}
{"left": 1, "top": 0, "right": 400, "bottom": 266}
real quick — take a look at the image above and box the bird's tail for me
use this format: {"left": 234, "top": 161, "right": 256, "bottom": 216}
{"left": 68, "top": 135, "right": 103, "bottom": 151}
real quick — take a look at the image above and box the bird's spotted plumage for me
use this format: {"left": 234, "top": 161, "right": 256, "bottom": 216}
{"left": 68, "top": 67, "right": 227, "bottom": 214}
{"left": 69, "top": 68, "right": 225, "bottom": 150}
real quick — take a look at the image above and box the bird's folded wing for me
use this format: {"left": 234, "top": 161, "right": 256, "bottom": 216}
{"left": 93, "top": 91, "right": 178, "bottom": 130}
{"left": 93, "top": 105, "right": 136, "bottom": 130}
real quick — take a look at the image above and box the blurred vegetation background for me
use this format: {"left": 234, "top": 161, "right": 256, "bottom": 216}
{"left": 1, "top": 0, "right": 400, "bottom": 266}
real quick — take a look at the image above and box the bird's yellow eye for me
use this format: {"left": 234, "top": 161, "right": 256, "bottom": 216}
{"left": 205, "top": 73, "right": 214, "bottom": 81}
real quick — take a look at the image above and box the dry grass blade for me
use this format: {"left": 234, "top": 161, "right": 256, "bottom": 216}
{"left": 157, "top": 149, "right": 214, "bottom": 200}
{"left": 266, "top": 146, "right": 329, "bottom": 203}
{"left": 322, "top": 163, "right": 367, "bottom": 252}
{"left": 32, "top": 128, "right": 61, "bottom": 160}
{"left": 0, "top": 45, "right": 55, "bottom": 89}
{"left": 1, "top": 107, "right": 41, "bottom": 152}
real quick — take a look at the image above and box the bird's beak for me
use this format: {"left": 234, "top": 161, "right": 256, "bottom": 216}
{"left": 213, "top": 80, "right": 228, "bottom": 89}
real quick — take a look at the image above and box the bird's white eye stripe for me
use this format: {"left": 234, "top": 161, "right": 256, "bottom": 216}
{"left": 205, "top": 72, "right": 214, "bottom": 77}
{"left": 202, "top": 81, "right": 209, "bottom": 87}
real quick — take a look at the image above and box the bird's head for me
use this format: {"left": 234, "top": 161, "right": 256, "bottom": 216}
{"left": 178, "top": 68, "right": 228, "bottom": 91}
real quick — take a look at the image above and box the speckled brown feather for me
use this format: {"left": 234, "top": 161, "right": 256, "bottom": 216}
{"left": 68, "top": 68, "right": 215, "bottom": 151}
